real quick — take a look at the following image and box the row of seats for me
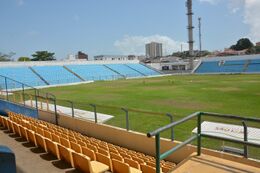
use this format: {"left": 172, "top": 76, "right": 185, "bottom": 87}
{"left": 0, "top": 112, "right": 175, "bottom": 173}
{"left": 66, "top": 64, "right": 121, "bottom": 81}
{"left": 0, "top": 64, "right": 160, "bottom": 89}
{"left": 195, "top": 58, "right": 260, "bottom": 74}
{"left": 31, "top": 66, "right": 81, "bottom": 85}
{"left": 0, "top": 67, "right": 46, "bottom": 87}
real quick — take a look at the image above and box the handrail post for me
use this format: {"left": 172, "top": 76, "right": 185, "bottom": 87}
{"left": 121, "top": 108, "right": 129, "bottom": 131}
{"left": 53, "top": 98, "right": 58, "bottom": 125}
{"left": 90, "top": 104, "right": 97, "bottom": 123}
{"left": 5, "top": 77, "right": 9, "bottom": 101}
{"left": 22, "top": 84, "right": 25, "bottom": 106}
{"left": 69, "top": 101, "right": 74, "bottom": 118}
{"left": 242, "top": 121, "right": 248, "bottom": 158}
{"left": 197, "top": 112, "right": 202, "bottom": 156}
{"left": 166, "top": 113, "right": 174, "bottom": 141}
{"left": 155, "top": 134, "right": 161, "bottom": 173}
{"left": 34, "top": 89, "right": 39, "bottom": 118}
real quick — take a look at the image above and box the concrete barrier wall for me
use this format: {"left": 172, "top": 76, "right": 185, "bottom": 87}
{"left": 38, "top": 110, "right": 260, "bottom": 167}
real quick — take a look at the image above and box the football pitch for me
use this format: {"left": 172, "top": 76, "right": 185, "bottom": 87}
{"left": 40, "top": 74, "right": 260, "bottom": 156}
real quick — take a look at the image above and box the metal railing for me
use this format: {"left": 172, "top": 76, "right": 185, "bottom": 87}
{"left": 147, "top": 111, "right": 260, "bottom": 173}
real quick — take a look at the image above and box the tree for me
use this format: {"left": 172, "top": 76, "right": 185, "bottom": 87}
{"left": 255, "top": 46, "right": 260, "bottom": 54}
{"left": 0, "top": 52, "right": 15, "bottom": 61}
{"left": 18, "top": 57, "right": 31, "bottom": 61}
{"left": 230, "top": 38, "right": 254, "bottom": 51}
{"left": 31, "top": 51, "right": 55, "bottom": 61}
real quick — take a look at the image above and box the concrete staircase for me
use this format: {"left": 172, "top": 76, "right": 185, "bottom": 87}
{"left": 29, "top": 66, "right": 49, "bottom": 85}
{"left": 63, "top": 66, "right": 85, "bottom": 81}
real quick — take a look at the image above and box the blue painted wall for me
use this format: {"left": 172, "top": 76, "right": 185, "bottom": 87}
{"left": 0, "top": 99, "right": 38, "bottom": 118}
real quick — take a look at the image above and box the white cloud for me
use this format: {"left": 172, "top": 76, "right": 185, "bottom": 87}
{"left": 198, "top": 0, "right": 260, "bottom": 41}
{"left": 227, "top": 0, "right": 244, "bottom": 14}
{"left": 243, "top": 0, "right": 260, "bottom": 41}
{"left": 114, "top": 35, "right": 188, "bottom": 55}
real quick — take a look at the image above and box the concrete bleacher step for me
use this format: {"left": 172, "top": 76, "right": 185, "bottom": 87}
{"left": 139, "top": 62, "right": 163, "bottom": 74}
{"left": 29, "top": 66, "right": 50, "bottom": 85}
{"left": 124, "top": 64, "right": 146, "bottom": 76}
{"left": 63, "top": 66, "right": 85, "bottom": 81}
{"left": 243, "top": 59, "right": 251, "bottom": 72}
{"left": 171, "top": 153, "right": 260, "bottom": 173}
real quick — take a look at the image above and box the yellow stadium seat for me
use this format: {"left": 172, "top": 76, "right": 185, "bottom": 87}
{"left": 141, "top": 164, "right": 162, "bottom": 173}
{"left": 26, "top": 129, "right": 37, "bottom": 147}
{"left": 19, "top": 126, "right": 28, "bottom": 141}
{"left": 112, "top": 159, "right": 142, "bottom": 173}
{"left": 60, "top": 137, "right": 71, "bottom": 148}
{"left": 70, "top": 141, "right": 82, "bottom": 153}
{"left": 124, "top": 158, "right": 140, "bottom": 170}
{"left": 13, "top": 122, "right": 21, "bottom": 136}
{"left": 97, "top": 147, "right": 109, "bottom": 157}
{"left": 96, "top": 152, "right": 112, "bottom": 171}
{"left": 51, "top": 133, "right": 60, "bottom": 143}
{"left": 45, "top": 138, "right": 60, "bottom": 159}
{"left": 72, "top": 152, "right": 109, "bottom": 173}
{"left": 110, "top": 152, "right": 124, "bottom": 162}
{"left": 35, "top": 133, "right": 47, "bottom": 152}
{"left": 43, "top": 130, "right": 52, "bottom": 139}
{"left": 82, "top": 147, "right": 96, "bottom": 161}
{"left": 57, "top": 143, "right": 74, "bottom": 167}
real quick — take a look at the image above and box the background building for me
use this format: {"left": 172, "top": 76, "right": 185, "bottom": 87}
{"left": 145, "top": 42, "right": 163, "bottom": 58}
{"left": 77, "top": 51, "right": 88, "bottom": 60}
{"left": 94, "top": 55, "right": 138, "bottom": 61}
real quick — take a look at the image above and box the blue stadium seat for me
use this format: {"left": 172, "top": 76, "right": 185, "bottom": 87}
{"left": 66, "top": 64, "right": 121, "bottom": 81}
{"left": 106, "top": 64, "right": 142, "bottom": 77}
{"left": 0, "top": 67, "right": 46, "bottom": 88}
{"left": 32, "top": 66, "right": 81, "bottom": 85}
{"left": 126, "top": 64, "right": 160, "bottom": 76}
{"left": 195, "top": 61, "right": 221, "bottom": 73}
{"left": 0, "top": 145, "right": 16, "bottom": 173}
{"left": 246, "top": 64, "right": 260, "bottom": 72}
{"left": 195, "top": 58, "right": 260, "bottom": 74}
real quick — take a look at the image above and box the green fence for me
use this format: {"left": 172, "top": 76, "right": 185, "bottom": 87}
{"left": 147, "top": 111, "right": 260, "bottom": 173}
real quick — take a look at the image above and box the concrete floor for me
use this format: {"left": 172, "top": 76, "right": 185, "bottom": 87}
{"left": 0, "top": 127, "right": 81, "bottom": 173}
{"left": 172, "top": 153, "right": 260, "bottom": 173}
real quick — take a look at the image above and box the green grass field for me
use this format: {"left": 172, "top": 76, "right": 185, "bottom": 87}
{"left": 39, "top": 74, "right": 260, "bottom": 158}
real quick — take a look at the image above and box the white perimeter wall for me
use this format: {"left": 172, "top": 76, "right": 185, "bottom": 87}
{"left": 0, "top": 59, "right": 140, "bottom": 67}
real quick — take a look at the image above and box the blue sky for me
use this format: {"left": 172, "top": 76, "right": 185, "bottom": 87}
{"left": 0, "top": 0, "right": 259, "bottom": 59}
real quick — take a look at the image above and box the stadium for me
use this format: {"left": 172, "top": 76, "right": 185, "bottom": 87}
{"left": 0, "top": 54, "right": 260, "bottom": 173}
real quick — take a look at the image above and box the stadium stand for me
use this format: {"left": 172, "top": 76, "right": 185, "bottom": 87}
{"left": 195, "top": 55, "right": 260, "bottom": 74}
{"left": 126, "top": 64, "right": 160, "bottom": 76}
{"left": 31, "top": 66, "right": 81, "bottom": 85}
{"left": 105, "top": 64, "right": 144, "bottom": 78}
{"left": 0, "top": 67, "right": 46, "bottom": 88}
{"left": 0, "top": 112, "right": 176, "bottom": 173}
{"left": 66, "top": 64, "right": 121, "bottom": 81}
{"left": 0, "top": 61, "right": 160, "bottom": 89}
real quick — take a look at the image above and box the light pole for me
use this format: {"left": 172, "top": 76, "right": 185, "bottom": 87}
{"left": 198, "top": 17, "right": 202, "bottom": 57}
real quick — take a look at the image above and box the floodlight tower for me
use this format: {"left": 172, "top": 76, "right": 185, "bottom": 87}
{"left": 186, "top": 0, "right": 194, "bottom": 70}
{"left": 198, "top": 17, "right": 202, "bottom": 57}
